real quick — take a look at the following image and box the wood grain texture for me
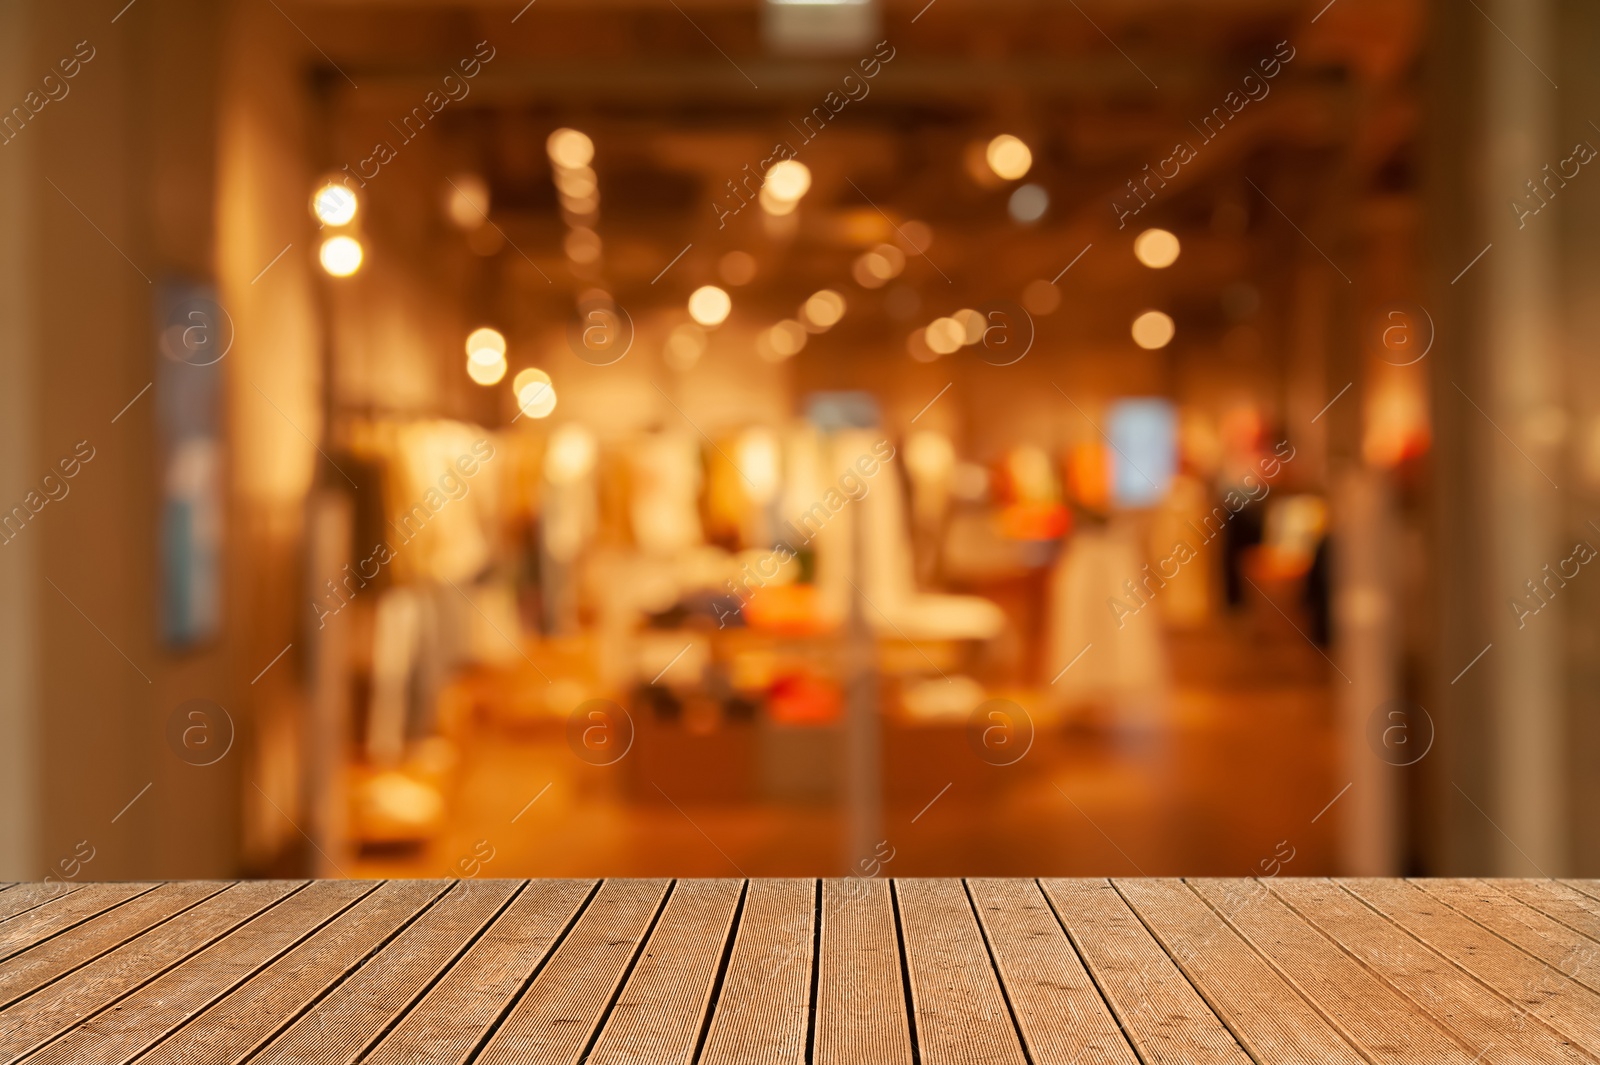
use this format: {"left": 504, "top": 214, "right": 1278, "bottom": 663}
{"left": 968, "top": 878, "right": 1139, "bottom": 1065}
{"left": 0, "top": 882, "right": 154, "bottom": 963}
{"left": 134, "top": 879, "right": 451, "bottom": 1065}
{"left": 1341, "top": 877, "right": 1600, "bottom": 1056}
{"left": 586, "top": 878, "right": 746, "bottom": 1065}
{"left": 1268, "top": 877, "right": 1592, "bottom": 1065}
{"left": 23, "top": 879, "right": 378, "bottom": 1065}
{"left": 814, "top": 877, "right": 914, "bottom": 1065}
{"left": 1413, "top": 878, "right": 1600, "bottom": 995}
{"left": 1115, "top": 879, "right": 1365, "bottom": 1064}
{"left": 5, "top": 878, "right": 1600, "bottom": 1065}
{"left": 1189, "top": 878, "right": 1483, "bottom": 1064}
{"left": 699, "top": 878, "right": 815, "bottom": 1065}
{"left": 362, "top": 878, "right": 597, "bottom": 1065}
{"left": 896, "top": 877, "right": 1027, "bottom": 1065}
{"left": 1039, "top": 878, "right": 1249, "bottom": 1065}
{"left": 475, "top": 877, "right": 672, "bottom": 1065}
{"left": 247, "top": 878, "right": 521, "bottom": 1065}
{"left": 1490, "top": 878, "right": 1600, "bottom": 943}
{"left": 0, "top": 881, "right": 230, "bottom": 1011}
{"left": 0, "top": 884, "right": 86, "bottom": 924}
{"left": 1563, "top": 881, "right": 1600, "bottom": 904}
{"left": 0, "top": 880, "right": 300, "bottom": 1062}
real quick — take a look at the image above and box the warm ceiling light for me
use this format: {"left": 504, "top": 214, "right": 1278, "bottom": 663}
{"left": 688, "top": 285, "right": 732, "bottom": 327}
{"left": 896, "top": 220, "right": 933, "bottom": 255}
{"left": 318, "top": 236, "right": 363, "bottom": 277}
{"left": 521, "top": 384, "right": 557, "bottom": 419}
{"left": 444, "top": 174, "right": 488, "bottom": 229}
{"left": 560, "top": 193, "right": 600, "bottom": 219}
{"left": 853, "top": 253, "right": 888, "bottom": 289}
{"left": 1134, "top": 228, "right": 1181, "bottom": 269}
{"left": 311, "top": 183, "right": 358, "bottom": 226}
{"left": 760, "top": 320, "right": 808, "bottom": 362}
{"left": 1008, "top": 184, "right": 1049, "bottom": 224}
{"left": 517, "top": 368, "right": 558, "bottom": 416}
{"left": 759, "top": 184, "right": 799, "bottom": 216}
{"left": 547, "top": 128, "right": 594, "bottom": 170}
{"left": 465, "top": 327, "right": 506, "bottom": 366}
{"left": 564, "top": 227, "right": 602, "bottom": 264}
{"left": 764, "top": 159, "right": 812, "bottom": 202}
{"left": 467, "top": 354, "right": 507, "bottom": 385}
{"left": 853, "top": 243, "right": 907, "bottom": 288}
{"left": 952, "top": 308, "right": 985, "bottom": 345}
{"left": 513, "top": 367, "right": 552, "bottom": 397}
{"left": 985, "top": 134, "right": 1033, "bottom": 181}
{"left": 555, "top": 167, "right": 598, "bottom": 199}
{"left": 1131, "top": 310, "right": 1176, "bottom": 349}
{"left": 925, "top": 317, "right": 965, "bottom": 355}
{"left": 801, "top": 289, "right": 846, "bottom": 331}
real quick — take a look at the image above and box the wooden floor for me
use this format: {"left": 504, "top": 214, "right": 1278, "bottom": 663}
{"left": 1, "top": 879, "right": 1599, "bottom": 1064}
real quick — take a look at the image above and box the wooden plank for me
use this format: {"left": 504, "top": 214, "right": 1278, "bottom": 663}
{"left": 474, "top": 878, "right": 672, "bottom": 1065}
{"left": 896, "top": 877, "right": 1027, "bottom": 1065}
{"left": 1491, "top": 878, "right": 1600, "bottom": 943}
{"left": 814, "top": 878, "right": 914, "bottom": 1065}
{"left": 1115, "top": 879, "right": 1365, "bottom": 1064}
{"left": 1268, "top": 877, "right": 1593, "bottom": 1065}
{"left": 968, "top": 878, "right": 1140, "bottom": 1065}
{"left": 1563, "top": 881, "right": 1600, "bottom": 904}
{"left": 1414, "top": 879, "right": 1600, "bottom": 994}
{"left": 585, "top": 878, "right": 746, "bottom": 1065}
{"left": 363, "top": 879, "right": 596, "bottom": 1065}
{"left": 0, "top": 882, "right": 156, "bottom": 962}
{"left": 0, "top": 882, "right": 87, "bottom": 924}
{"left": 1342, "top": 878, "right": 1600, "bottom": 1055}
{"left": 22, "top": 880, "right": 378, "bottom": 1065}
{"left": 135, "top": 879, "right": 451, "bottom": 1065}
{"left": 1039, "top": 879, "right": 1249, "bottom": 1065}
{"left": 247, "top": 878, "right": 521, "bottom": 1065}
{"left": 699, "top": 878, "right": 815, "bottom": 1065}
{"left": 0, "top": 881, "right": 228, "bottom": 1009}
{"left": 1191, "top": 879, "right": 1491, "bottom": 1064}
{"left": 0, "top": 880, "right": 301, "bottom": 1062}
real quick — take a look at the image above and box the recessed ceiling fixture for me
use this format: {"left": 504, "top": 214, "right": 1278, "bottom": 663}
{"left": 801, "top": 290, "right": 846, "bottom": 331}
{"left": 467, "top": 353, "right": 507, "bottom": 385}
{"left": 443, "top": 174, "right": 489, "bottom": 229}
{"left": 516, "top": 369, "right": 557, "bottom": 418}
{"left": 466, "top": 327, "right": 506, "bottom": 365}
{"left": 985, "top": 134, "right": 1033, "bottom": 181}
{"left": 1131, "top": 310, "right": 1176, "bottom": 349}
{"left": 318, "top": 236, "right": 363, "bottom": 277}
{"left": 761, "top": 160, "right": 812, "bottom": 217}
{"left": 546, "top": 128, "right": 594, "bottom": 170}
{"left": 688, "top": 285, "right": 732, "bottom": 327}
{"left": 759, "top": 320, "right": 809, "bottom": 362}
{"left": 1134, "top": 228, "right": 1181, "bottom": 268}
{"left": 925, "top": 317, "right": 965, "bottom": 355}
{"left": 311, "top": 183, "right": 358, "bottom": 226}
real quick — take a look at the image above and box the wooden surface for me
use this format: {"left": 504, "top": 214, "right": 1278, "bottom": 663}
{"left": 0, "top": 879, "right": 1598, "bottom": 1063}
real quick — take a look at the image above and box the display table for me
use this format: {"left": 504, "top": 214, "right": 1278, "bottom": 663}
{"left": 0, "top": 877, "right": 1593, "bottom": 1063}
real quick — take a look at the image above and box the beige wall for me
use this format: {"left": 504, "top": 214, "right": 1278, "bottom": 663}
{"left": 0, "top": 0, "right": 320, "bottom": 880}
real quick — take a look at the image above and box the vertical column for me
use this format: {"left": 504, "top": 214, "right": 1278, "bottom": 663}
{"left": 0, "top": 0, "right": 41, "bottom": 879}
{"left": 1482, "top": 0, "right": 1565, "bottom": 875}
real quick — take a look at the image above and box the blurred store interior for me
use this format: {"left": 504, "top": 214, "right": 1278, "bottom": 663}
{"left": 2, "top": 0, "right": 1598, "bottom": 882}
